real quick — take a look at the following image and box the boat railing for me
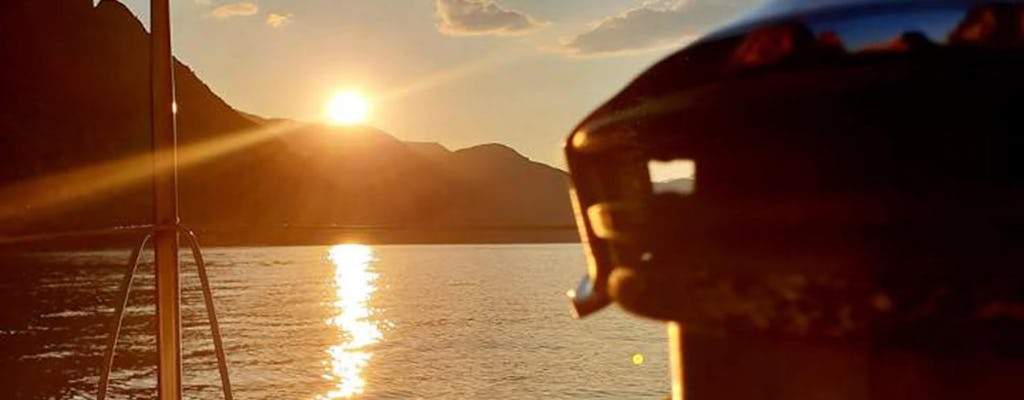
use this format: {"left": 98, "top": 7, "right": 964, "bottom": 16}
{"left": 89, "top": 225, "right": 233, "bottom": 400}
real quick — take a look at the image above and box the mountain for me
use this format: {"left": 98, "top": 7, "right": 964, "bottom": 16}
{"left": 0, "top": 0, "right": 576, "bottom": 244}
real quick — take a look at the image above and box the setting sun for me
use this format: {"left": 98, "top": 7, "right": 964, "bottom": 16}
{"left": 325, "top": 91, "right": 371, "bottom": 126}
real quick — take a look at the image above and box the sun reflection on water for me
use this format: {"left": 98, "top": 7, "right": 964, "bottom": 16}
{"left": 322, "top": 244, "right": 382, "bottom": 399}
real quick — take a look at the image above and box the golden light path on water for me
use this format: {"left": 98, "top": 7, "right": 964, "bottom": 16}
{"left": 322, "top": 244, "right": 382, "bottom": 399}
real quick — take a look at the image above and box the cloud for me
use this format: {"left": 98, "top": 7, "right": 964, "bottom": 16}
{"left": 434, "top": 0, "right": 546, "bottom": 36}
{"left": 266, "top": 13, "right": 293, "bottom": 28}
{"left": 561, "top": 0, "right": 751, "bottom": 57}
{"left": 210, "top": 2, "right": 259, "bottom": 19}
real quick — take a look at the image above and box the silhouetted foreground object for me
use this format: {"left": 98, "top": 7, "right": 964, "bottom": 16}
{"left": 566, "top": 1, "right": 1024, "bottom": 399}
{"left": 0, "top": 0, "right": 574, "bottom": 245}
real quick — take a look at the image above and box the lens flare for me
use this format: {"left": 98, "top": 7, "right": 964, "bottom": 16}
{"left": 0, "top": 120, "right": 305, "bottom": 236}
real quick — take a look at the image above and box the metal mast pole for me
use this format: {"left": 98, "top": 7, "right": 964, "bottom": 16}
{"left": 150, "top": 1, "right": 182, "bottom": 399}
{"left": 668, "top": 323, "right": 684, "bottom": 400}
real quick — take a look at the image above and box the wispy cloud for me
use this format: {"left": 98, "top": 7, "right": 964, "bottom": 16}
{"left": 210, "top": 2, "right": 259, "bottom": 19}
{"left": 434, "top": 0, "right": 546, "bottom": 37}
{"left": 266, "top": 12, "right": 293, "bottom": 28}
{"left": 561, "top": 0, "right": 752, "bottom": 57}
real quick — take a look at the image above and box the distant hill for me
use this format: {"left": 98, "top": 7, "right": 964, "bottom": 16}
{"left": 0, "top": 0, "right": 576, "bottom": 244}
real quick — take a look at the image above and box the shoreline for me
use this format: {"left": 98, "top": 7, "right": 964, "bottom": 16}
{"left": 0, "top": 227, "right": 581, "bottom": 252}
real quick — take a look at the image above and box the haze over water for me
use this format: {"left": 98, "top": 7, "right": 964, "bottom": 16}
{"left": 1, "top": 244, "right": 669, "bottom": 399}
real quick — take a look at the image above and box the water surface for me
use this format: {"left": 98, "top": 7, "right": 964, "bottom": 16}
{"left": 0, "top": 244, "right": 669, "bottom": 399}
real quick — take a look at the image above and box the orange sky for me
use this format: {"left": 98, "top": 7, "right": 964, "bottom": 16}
{"left": 112, "top": 0, "right": 760, "bottom": 168}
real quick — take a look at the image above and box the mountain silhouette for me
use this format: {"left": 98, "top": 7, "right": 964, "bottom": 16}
{"left": 0, "top": 0, "right": 575, "bottom": 244}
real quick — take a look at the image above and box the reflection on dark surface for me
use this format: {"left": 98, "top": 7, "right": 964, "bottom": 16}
{"left": 565, "top": 2, "right": 1024, "bottom": 399}
{"left": 570, "top": 1, "right": 1024, "bottom": 327}
{"left": 950, "top": 3, "right": 1024, "bottom": 46}
{"left": 729, "top": 3, "right": 1024, "bottom": 68}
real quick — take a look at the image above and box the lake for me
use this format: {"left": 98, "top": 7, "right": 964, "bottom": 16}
{"left": 0, "top": 244, "right": 669, "bottom": 399}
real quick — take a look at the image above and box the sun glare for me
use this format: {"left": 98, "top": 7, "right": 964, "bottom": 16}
{"left": 322, "top": 244, "right": 382, "bottom": 399}
{"left": 325, "top": 91, "right": 371, "bottom": 126}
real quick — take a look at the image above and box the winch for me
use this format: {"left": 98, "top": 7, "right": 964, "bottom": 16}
{"left": 566, "top": 1, "right": 1024, "bottom": 399}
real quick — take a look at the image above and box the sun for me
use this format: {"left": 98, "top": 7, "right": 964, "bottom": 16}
{"left": 325, "top": 91, "right": 371, "bottom": 126}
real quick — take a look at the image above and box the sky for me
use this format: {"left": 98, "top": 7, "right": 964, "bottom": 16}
{"left": 111, "top": 0, "right": 762, "bottom": 168}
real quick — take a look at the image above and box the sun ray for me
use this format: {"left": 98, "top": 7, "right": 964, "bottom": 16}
{"left": 0, "top": 120, "right": 306, "bottom": 234}
{"left": 376, "top": 50, "right": 526, "bottom": 104}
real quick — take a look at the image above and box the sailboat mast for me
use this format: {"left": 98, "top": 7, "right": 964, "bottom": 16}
{"left": 150, "top": 1, "right": 182, "bottom": 399}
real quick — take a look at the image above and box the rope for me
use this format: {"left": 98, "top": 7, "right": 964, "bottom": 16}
{"left": 97, "top": 234, "right": 152, "bottom": 400}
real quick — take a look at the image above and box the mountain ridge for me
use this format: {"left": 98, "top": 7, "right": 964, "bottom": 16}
{"left": 0, "top": 0, "right": 576, "bottom": 244}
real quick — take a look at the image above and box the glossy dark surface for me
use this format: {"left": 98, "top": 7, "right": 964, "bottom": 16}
{"left": 566, "top": 0, "right": 1024, "bottom": 350}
